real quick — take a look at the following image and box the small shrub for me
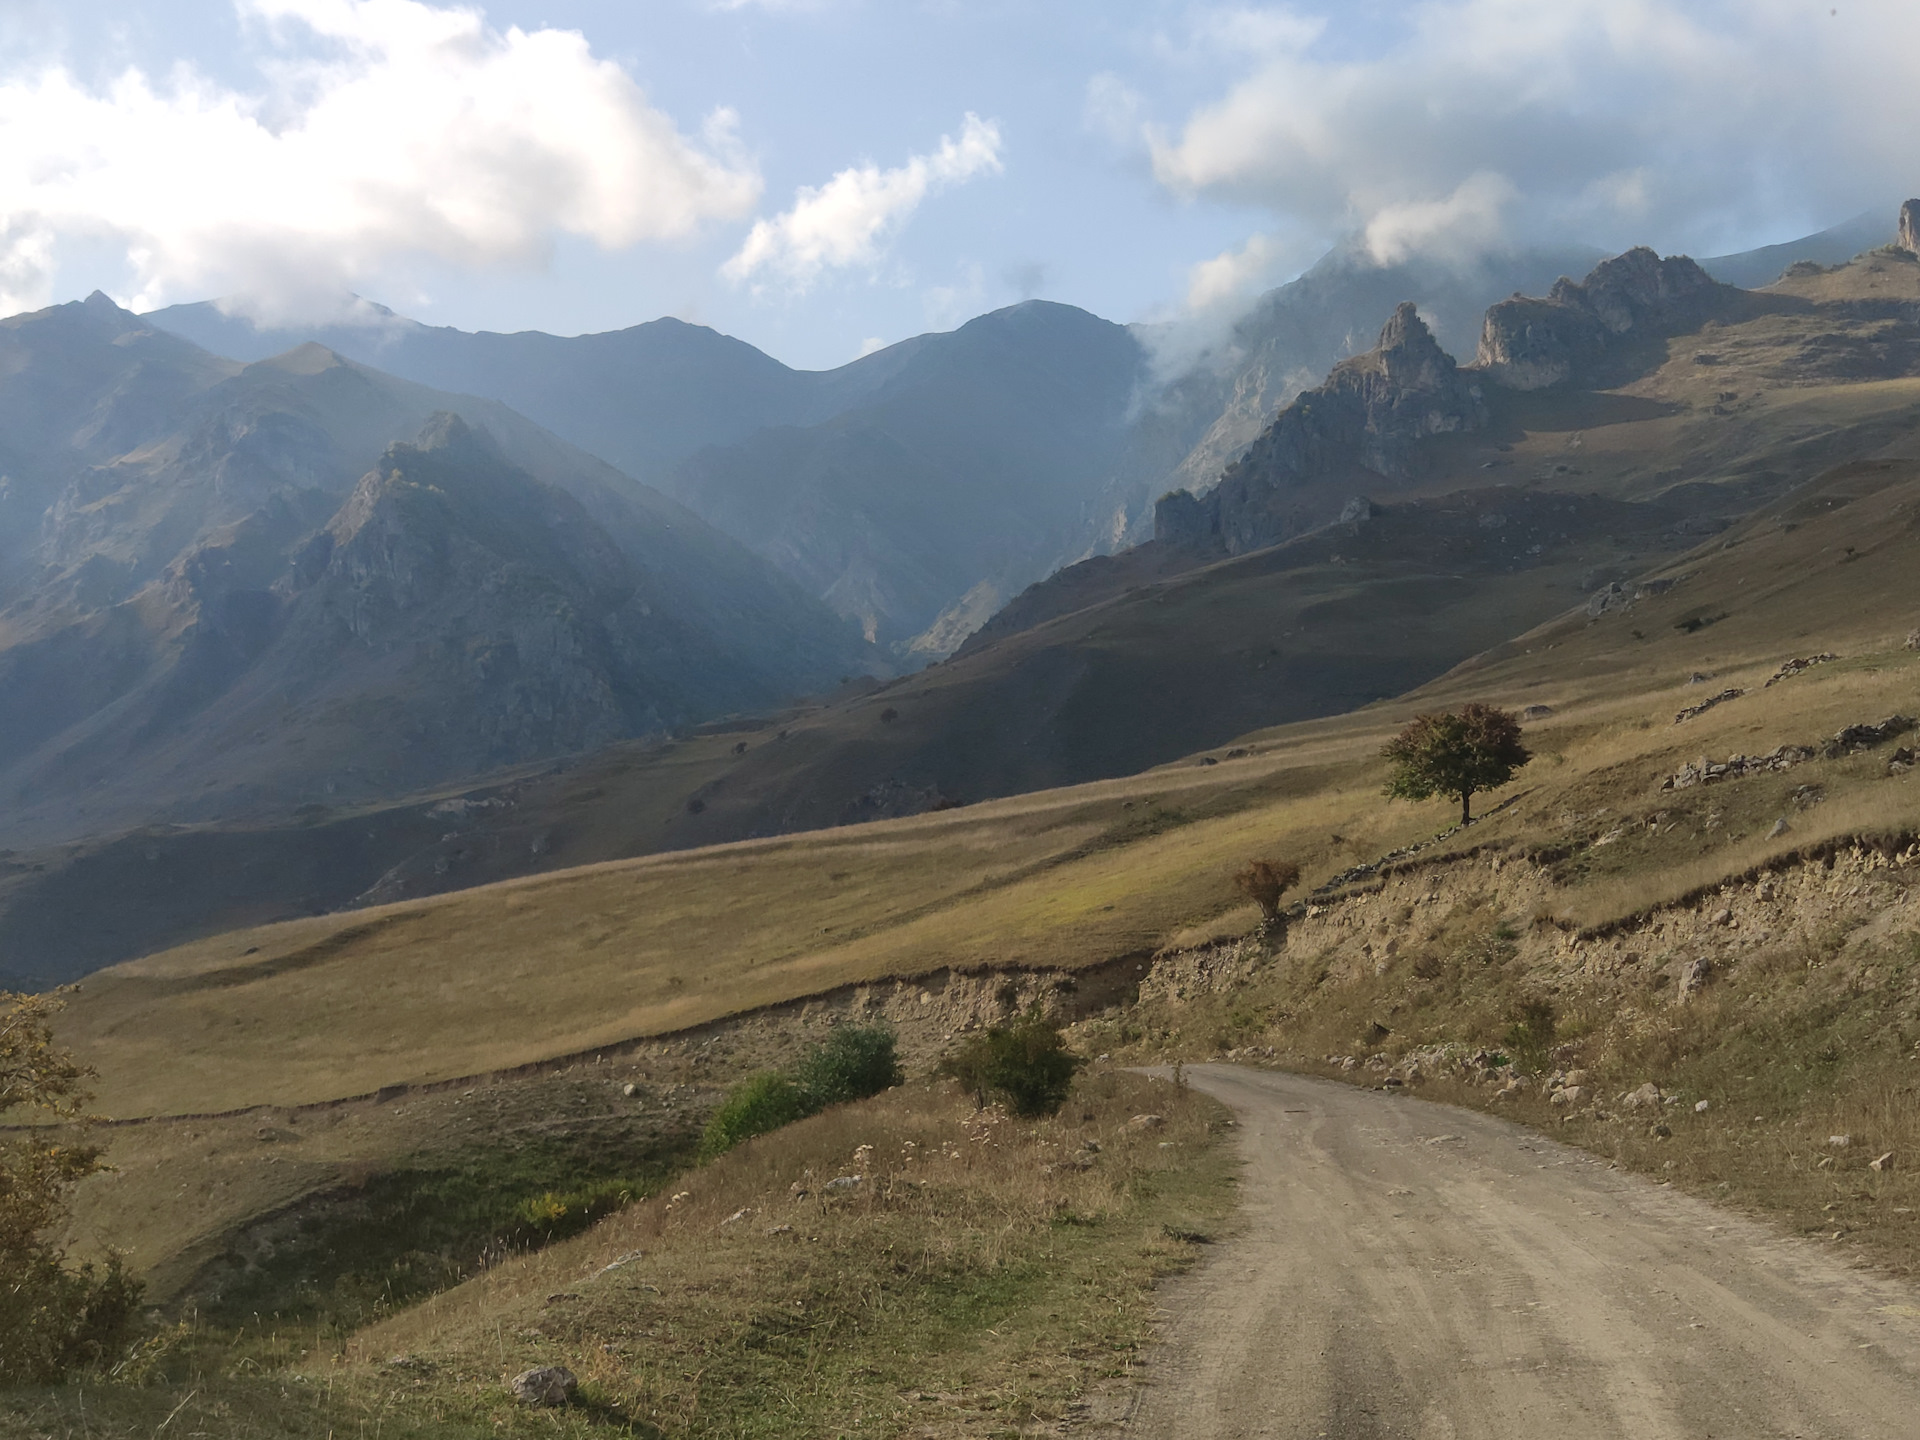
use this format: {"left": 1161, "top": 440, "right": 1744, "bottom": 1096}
{"left": 796, "top": 1026, "right": 902, "bottom": 1108}
{"left": 1504, "top": 997, "right": 1558, "bottom": 1074}
{"left": 1234, "top": 858, "right": 1302, "bottom": 928}
{"left": 701, "top": 1073, "right": 811, "bottom": 1159}
{"left": 944, "top": 1013, "right": 1085, "bottom": 1117}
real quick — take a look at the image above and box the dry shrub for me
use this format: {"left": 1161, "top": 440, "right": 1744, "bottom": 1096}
{"left": 1235, "top": 859, "right": 1302, "bottom": 925}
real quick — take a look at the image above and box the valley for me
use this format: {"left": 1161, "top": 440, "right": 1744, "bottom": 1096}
{"left": 8, "top": 211, "right": 1920, "bottom": 1436}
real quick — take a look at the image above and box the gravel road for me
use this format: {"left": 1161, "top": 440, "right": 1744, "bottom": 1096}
{"left": 1126, "top": 1064, "right": 1920, "bottom": 1439}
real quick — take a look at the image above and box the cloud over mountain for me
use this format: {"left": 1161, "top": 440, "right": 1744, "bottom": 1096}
{"left": 1146, "top": 0, "right": 1920, "bottom": 305}
{"left": 723, "top": 113, "right": 1003, "bottom": 292}
{"left": 0, "top": 0, "right": 761, "bottom": 319}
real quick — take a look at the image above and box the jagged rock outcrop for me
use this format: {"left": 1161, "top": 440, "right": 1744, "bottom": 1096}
{"left": 1154, "top": 304, "right": 1485, "bottom": 554}
{"left": 1474, "top": 248, "right": 1723, "bottom": 390}
{"left": 1899, "top": 200, "right": 1920, "bottom": 257}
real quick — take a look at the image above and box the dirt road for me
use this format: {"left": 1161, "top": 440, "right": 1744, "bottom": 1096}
{"left": 1127, "top": 1065, "right": 1920, "bottom": 1439}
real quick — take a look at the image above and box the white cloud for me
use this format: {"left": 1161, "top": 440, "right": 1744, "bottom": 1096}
{"left": 723, "top": 114, "right": 1002, "bottom": 292}
{"left": 1146, "top": 0, "right": 1920, "bottom": 275}
{"left": 1185, "top": 231, "right": 1285, "bottom": 311}
{"left": 1363, "top": 172, "right": 1517, "bottom": 266}
{"left": 0, "top": 0, "right": 762, "bottom": 319}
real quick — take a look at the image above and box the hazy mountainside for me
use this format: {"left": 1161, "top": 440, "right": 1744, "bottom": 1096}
{"left": 143, "top": 221, "right": 1867, "bottom": 660}
{"left": 0, "top": 296, "right": 872, "bottom": 854}
{"left": 145, "top": 300, "right": 925, "bottom": 485}
{"left": 1696, "top": 208, "right": 1893, "bottom": 289}
{"left": 659, "top": 302, "right": 1156, "bottom": 650}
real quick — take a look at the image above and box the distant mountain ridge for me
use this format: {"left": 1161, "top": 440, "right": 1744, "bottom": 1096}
{"left": 0, "top": 295, "right": 874, "bottom": 848}
{"left": 143, "top": 216, "right": 1881, "bottom": 656}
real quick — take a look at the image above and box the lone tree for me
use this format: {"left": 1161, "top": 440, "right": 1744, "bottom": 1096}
{"left": 1235, "top": 858, "right": 1302, "bottom": 937}
{"left": 1382, "top": 702, "right": 1531, "bottom": 826}
{"left": 1, "top": 990, "right": 141, "bottom": 1384}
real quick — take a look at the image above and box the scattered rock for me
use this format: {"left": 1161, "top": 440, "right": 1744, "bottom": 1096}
{"left": 1651, "top": 1123, "right": 1673, "bottom": 1139}
{"left": 821, "top": 1175, "right": 863, "bottom": 1194}
{"left": 1662, "top": 743, "right": 1813, "bottom": 790}
{"left": 1871, "top": 1152, "right": 1896, "bottom": 1173}
{"left": 1769, "top": 818, "right": 1792, "bottom": 839}
{"left": 621, "top": 1082, "right": 638, "bottom": 1098}
{"left": 510, "top": 1367, "right": 578, "bottom": 1408}
{"left": 720, "top": 1208, "right": 750, "bottom": 1227}
{"left": 1828, "top": 1134, "right": 1852, "bottom": 1149}
{"left": 1823, "top": 715, "right": 1916, "bottom": 759}
{"left": 1550, "top": 1086, "right": 1586, "bottom": 1107}
{"left": 1889, "top": 746, "right": 1915, "bottom": 775}
{"left": 1906, "top": 628, "right": 1920, "bottom": 652}
{"left": 1764, "top": 654, "right": 1837, "bottom": 687}
{"left": 1695, "top": 1099, "right": 1711, "bottom": 1114}
{"left": 1677, "top": 958, "right": 1713, "bottom": 1003}
{"left": 1673, "top": 689, "right": 1746, "bottom": 725}
{"left": 765, "top": 1223, "right": 794, "bottom": 1236}
{"left": 1522, "top": 704, "right": 1554, "bottom": 720}
{"left": 1126, "top": 1113, "right": 1167, "bottom": 1131}
{"left": 1708, "top": 906, "right": 1733, "bottom": 927}
{"left": 1621, "top": 1082, "right": 1664, "bottom": 1111}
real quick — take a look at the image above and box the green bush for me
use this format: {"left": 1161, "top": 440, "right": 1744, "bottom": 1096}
{"left": 1504, "top": 997, "right": 1558, "bottom": 1074}
{"left": 796, "top": 1025, "right": 903, "bottom": 1108}
{"left": 944, "top": 1013, "right": 1085, "bottom": 1118}
{"left": 700, "top": 1072, "right": 812, "bottom": 1159}
{"left": 699, "top": 1028, "right": 903, "bottom": 1160}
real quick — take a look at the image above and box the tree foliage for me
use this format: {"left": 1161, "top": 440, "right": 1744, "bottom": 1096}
{"left": 1382, "top": 702, "right": 1531, "bottom": 825}
{"left": 1234, "top": 858, "right": 1302, "bottom": 926}
{"left": 1, "top": 991, "right": 142, "bottom": 1385}
{"left": 943, "top": 1012, "right": 1084, "bottom": 1118}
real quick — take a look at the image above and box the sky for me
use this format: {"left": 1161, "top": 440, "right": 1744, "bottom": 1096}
{"left": 0, "top": 0, "right": 1915, "bottom": 369}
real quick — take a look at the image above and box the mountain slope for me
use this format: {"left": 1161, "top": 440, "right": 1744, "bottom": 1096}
{"left": 0, "top": 297, "right": 874, "bottom": 850}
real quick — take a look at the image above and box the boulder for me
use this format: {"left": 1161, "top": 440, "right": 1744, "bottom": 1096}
{"left": 510, "top": 1366, "right": 578, "bottom": 1408}
{"left": 1621, "top": 1082, "right": 1664, "bottom": 1111}
{"left": 1900, "top": 200, "right": 1920, "bottom": 258}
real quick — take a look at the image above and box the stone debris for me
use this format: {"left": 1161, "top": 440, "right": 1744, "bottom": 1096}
{"left": 1126, "top": 1113, "right": 1166, "bottom": 1131}
{"left": 821, "top": 1175, "right": 863, "bottom": 1194}
{"left": 1695, "top": 1099, "right": 1711, "bottom": 1114}
{"left": 1871, "top": 1152, "right": 1896, "bottom": 1173}
{"left": 1663, "top": 744, "right": 1815, "bottom": 790}
{"left": 510, "top": 1366, "right": 578, "bottom": 1408}
{"left": 1678, "top": 957, "right": 1713, "bottom": 1003}
{"left": 1891, "top": 746, "right": 1916, "bottom": 775}
{"left": 1828, "top": 1135, "right": 1852, "bottom": 1149}
{"left": 1764, "top": 654, "right": 1838, "bottom": 687}
{"left": 1673, "top": 688, "right": 1745, "bottom": 724}
{"left": 1822, "top": 715, "right": 1915, "bottom": 758}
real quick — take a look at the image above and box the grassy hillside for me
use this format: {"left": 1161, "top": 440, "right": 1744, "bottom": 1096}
{"left": 51, "top": 418, "right": 1920, "bottom": 1124}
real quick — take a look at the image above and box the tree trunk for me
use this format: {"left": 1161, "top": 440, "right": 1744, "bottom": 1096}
{"left": 1460, "top": 790, "right": 1473, "bottom": 826}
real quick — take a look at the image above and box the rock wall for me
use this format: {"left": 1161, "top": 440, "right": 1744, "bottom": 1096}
{"left": 1475, "top": 248, "right": 1722, "bottom": 390}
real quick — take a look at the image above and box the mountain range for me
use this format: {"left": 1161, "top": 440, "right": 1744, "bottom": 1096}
{"left": 0, "top": 210, "right": 1910, "bottom": 986}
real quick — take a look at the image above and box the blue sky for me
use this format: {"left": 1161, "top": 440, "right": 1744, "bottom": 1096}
{"left": 2, "top": 1, "right": 1914, "bottom": 368}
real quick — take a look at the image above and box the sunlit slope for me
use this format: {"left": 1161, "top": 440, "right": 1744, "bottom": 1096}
{"left": 55, "top": 442, "right": 1920, "bottom": 1119}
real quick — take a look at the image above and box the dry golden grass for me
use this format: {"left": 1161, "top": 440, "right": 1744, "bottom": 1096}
{"left": 4, "top": 1070, "right": 1231, "bottom": 1440}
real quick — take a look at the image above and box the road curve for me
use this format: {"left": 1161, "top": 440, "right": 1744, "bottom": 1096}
{"left": 1127, "top": 1065, "right": 1920, "bottom": 1439}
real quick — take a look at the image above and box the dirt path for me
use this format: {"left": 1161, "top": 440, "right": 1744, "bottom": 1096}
{"left": 1126, "top": 1065, "right": 1920, "bottom": 1439}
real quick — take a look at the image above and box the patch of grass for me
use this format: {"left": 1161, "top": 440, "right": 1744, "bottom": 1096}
{"left": 197, "top": 1129, "right": 695, "bottom": 1335}
{"left": 4, "top": 1071, "right": 1232, "bottom": 1439}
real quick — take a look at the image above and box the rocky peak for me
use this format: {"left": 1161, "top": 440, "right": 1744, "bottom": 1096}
{"left": 1475, "top": 248, "right": 1722, "bottom": 390}
{"left": 1899, "top": 200, "right": 1920, "bottom": 257}
{"left": 1155, "top": 303, "right": 1485, "bottom": 555}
